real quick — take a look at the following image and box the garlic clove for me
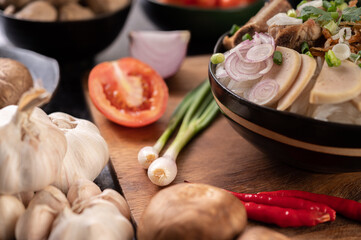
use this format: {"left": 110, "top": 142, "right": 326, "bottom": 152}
{"left": 70, "top": 188, "right": 131, "bottom": 220}
{"left": 15, "top": 204, "right": 57, "bottom": 240}
{"left": 15, "top": 186, "right": 70, "bottom": 240}
{"left": 0, "top": 195, "right": 25, "bottom": 240}
{"left": 67, "top": 179, "right": 101, "bottom": 206}
{"left": 49, "top": 112, "right": 109, "bottom": 193}
{"left": 50, "top": 201, "right": 134, "bottom": 240}
{"left": 96, "top": 189, "right": 131, "bottom": 220}
{"left": 29, "top": 185, "right": 70, "bottom": 212}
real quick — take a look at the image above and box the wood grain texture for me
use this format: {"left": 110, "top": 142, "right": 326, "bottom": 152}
{"left": 84, "top": 55, "right": 361, "bottom": 239}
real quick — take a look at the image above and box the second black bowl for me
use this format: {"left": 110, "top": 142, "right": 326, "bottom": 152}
{"left": 0, "top": 2, "right": 132, "bottom": 61}
{"left": 209, "top": 33, "right": 361, "bottom": 173}
{"left": 141, "top": 0, "right": 264, "bottom": 53}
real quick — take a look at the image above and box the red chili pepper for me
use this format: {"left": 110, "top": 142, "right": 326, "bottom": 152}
{"left": 258, "top": 190, "right": 361, "bottom": 222}
{"left": 243, "top": 201, "right": 331, "bottom": 227}
{"left": 228, "top": 191, "right": 336, "bottom": 221}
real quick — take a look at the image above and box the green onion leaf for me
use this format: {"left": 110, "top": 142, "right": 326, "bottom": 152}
{"left": 301, "top": 42, "right": 309, "bottom": 54}
{"left": 335, "top": 0, "right": 344, "bottom": 6}
{"left": 229, "top": 24, "right": 240, "bottom": 35}
{"left": 273, "top": 51, "right": 283, "bottom": 65}
{"left": 297, "top": 0, "right": 308, "bottom": 9}
{"left": 242, "top": 33, "right": 252, "bottom": 41}
{"left": 323, "top": 20, "right": 338, "bottom": 35}
{"left": 325, "top": 51, "right": 333, "bottom": 67}
{"left": 338, "top": 2, "right": 348, "bottom": 11}
{"left": 210, "top": 53, "right": 225, "bottom": 64}
{"left": 325, "top": 50, "right": 341, "bottom": 67}
{"left": 305, "top": 51, "right": 314, "bottom": 58}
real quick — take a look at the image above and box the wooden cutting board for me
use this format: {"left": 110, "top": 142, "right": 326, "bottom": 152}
{"left": 84, "top": 55, "right": 361, "bottom": 239}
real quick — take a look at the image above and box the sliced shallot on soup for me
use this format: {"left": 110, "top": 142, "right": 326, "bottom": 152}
{"left": 248, "top": 79, "right": 279, "bottom": 105}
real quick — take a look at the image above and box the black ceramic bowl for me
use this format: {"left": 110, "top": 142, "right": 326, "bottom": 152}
{"left": 0, "top": 45, "right": 59, "bottom": 95}
{"left": 141, "top": 0, "right": 264, "bottom": 52}
{"left": 0, "top": 2, "right": 131, "bottom": 61}
{"left": 209, "top": 33, "right": 361, "bottom": 173}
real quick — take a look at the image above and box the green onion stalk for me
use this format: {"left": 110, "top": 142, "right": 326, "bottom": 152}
{"left": 141, "top": 80, "right": 219, "bottom": 186}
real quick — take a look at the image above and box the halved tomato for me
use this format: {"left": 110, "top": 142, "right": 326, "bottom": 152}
{"left": 88, "top": 57, "right": 169, "bottom": 127}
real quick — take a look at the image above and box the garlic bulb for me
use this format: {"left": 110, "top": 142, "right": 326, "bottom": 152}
{"left": 15, "top": 186, "right": 70, "bottom": 240}
{"left": 0, "top": 88, "right": 67, "bottom": 194}
{"left": 72, "top": 189, "right": 131, "bottom": 220}
{"left": 49, "top": 112, "right": 109, "bottom": 193}
{"left": 49, "top": 201, "right": 134, "bottom": 240}
{"left": 67, "top": 179, "right": 101, "bottom": 206}
{"left": 0, "top": 195, "right": 25, "bottom": 240}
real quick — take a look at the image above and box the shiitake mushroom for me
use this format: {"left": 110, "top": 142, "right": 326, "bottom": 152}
{"left": 59, "top": 2, "right": 94, "bottom": 21}
{"left": 14, "top": 0, "right": 57, "bottom": 21}
{"left": 237, "top": 227, "right": 290, "bottom": 240}
{"left": 0, "top": 58, "right": 33, "bottom": 108}
{"left": 84, "top": 0, "right": 128, "bottom": 14}
{"left": 137, "top": 183, "right": 247, "bottom": 240}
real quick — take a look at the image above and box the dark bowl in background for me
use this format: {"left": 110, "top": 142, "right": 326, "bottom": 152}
{"left": 209, "top": 33, "right": 361, "bottom": 173}
{"left": 0, "top": 1, "right": 132, "bottom": 61}
{"left": 141, "top": 0, "right": 264, "bottom": 53}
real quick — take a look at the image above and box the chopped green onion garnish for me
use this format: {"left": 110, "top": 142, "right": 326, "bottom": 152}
{"left": 323, "top": 1, "right": 336, "bottom": 12}
{"left": 301, "top": 42, "right": 309, "bottom": 54}
{"left": 323, "top": 20, "right": 338, "bottom": 35}
{"left": 337, "top": 2, "right": 348, "bottom": 11}
{"left": 273, "top": 51, "right": 283, "bottom": 65}
{"left": 330, "top": 12, "right": 339, "bottom": 20}
{"left": 210, "top": 53, "right": 225, "bottom": 64}
{"left": 325, "top": 50, "right": 341, "bottom": 67}
{"left": 349, "top": 53, "right": 360, "bottom": 62}
{"left": 287, "top": 9, "right": 297, "bottom": 18}
{"left": 297, "top": 0, "right": 307, "bottom": 8}
{"left": 242, "top": 33, "right": 252, "bottom": 41}
{"left": 305, "top": 51, "right": 314, "bottom": 58}
{"left": 335, "top": 0, "right": 344, "bottom": 6}
{"left": 229, "top": 24, "right": 240, "bottom": 35}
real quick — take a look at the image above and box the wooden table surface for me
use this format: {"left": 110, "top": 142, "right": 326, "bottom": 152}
{"left": 84, "top": 55, "right": 361, "bottom": 239}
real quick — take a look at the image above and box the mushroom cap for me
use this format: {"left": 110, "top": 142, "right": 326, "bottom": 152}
{"left": 137, "top": 183, "right": 247, "bottom": 240}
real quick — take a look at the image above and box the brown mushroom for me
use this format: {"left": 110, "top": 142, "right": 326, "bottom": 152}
{"left": 44, "top": 0, "right": 78, "bottom": 7}
{"left": 0, "top": 0, "right": 32, "bottom": 9}
{"left": 85, "top": 0, "right": 128, "bottom": 14}
{"left": 237, "top": 226, "right": 290, "bottom": 240}
{"left": 0, "top": 58, "right": 33, "bottom": 108}
{"left": 137, "top": 183, "right": 247, "bottom": 240}
{"left": 59, "top": 2, "right": 94, "bottom": 21}
{"left": 14, "top": 1, "right": 57, "bottom": 21}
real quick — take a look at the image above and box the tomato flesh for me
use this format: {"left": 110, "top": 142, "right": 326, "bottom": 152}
{"left": 88, "top": 58, "right": 169, "bottom": 127}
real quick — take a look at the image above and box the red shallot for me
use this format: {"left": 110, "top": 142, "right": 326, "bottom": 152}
{"left": 221, "top": 32, "right": 276, "bottom": 82}
{"left": 129, "top": 30, "right": 190, "bottom": 79}
{"left": 248, "top": 79, "right": 279, "bottom": 105}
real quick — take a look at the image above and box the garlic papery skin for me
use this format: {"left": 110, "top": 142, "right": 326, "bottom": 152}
{"left": 15, "top": 186, "right": 70, "bottom": 240}
{"left": 16, "top": 204, "right": 57, "bottom": 240}
{"left": 29, "top": 186, "right": 70, "bottom": 212}
{"left": 49, "top": 201, "right": 134, "bottom": 240}
{"left": 49, "top": 112, "right": 109, "bottom": 193}
{"left": 13, "top": 191, "right": 35, "bottom": 207}
{"left": 0, "top": 89, "right": 67, "bottom": 194}
{"left": 72, "top": 189, "right": 131, "bottom": 220}
{"left": 0, "top": 195, "right": 25, "bottom": 240}
{"left": 67, "top": 179, "right": 101, "bottom": 206}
